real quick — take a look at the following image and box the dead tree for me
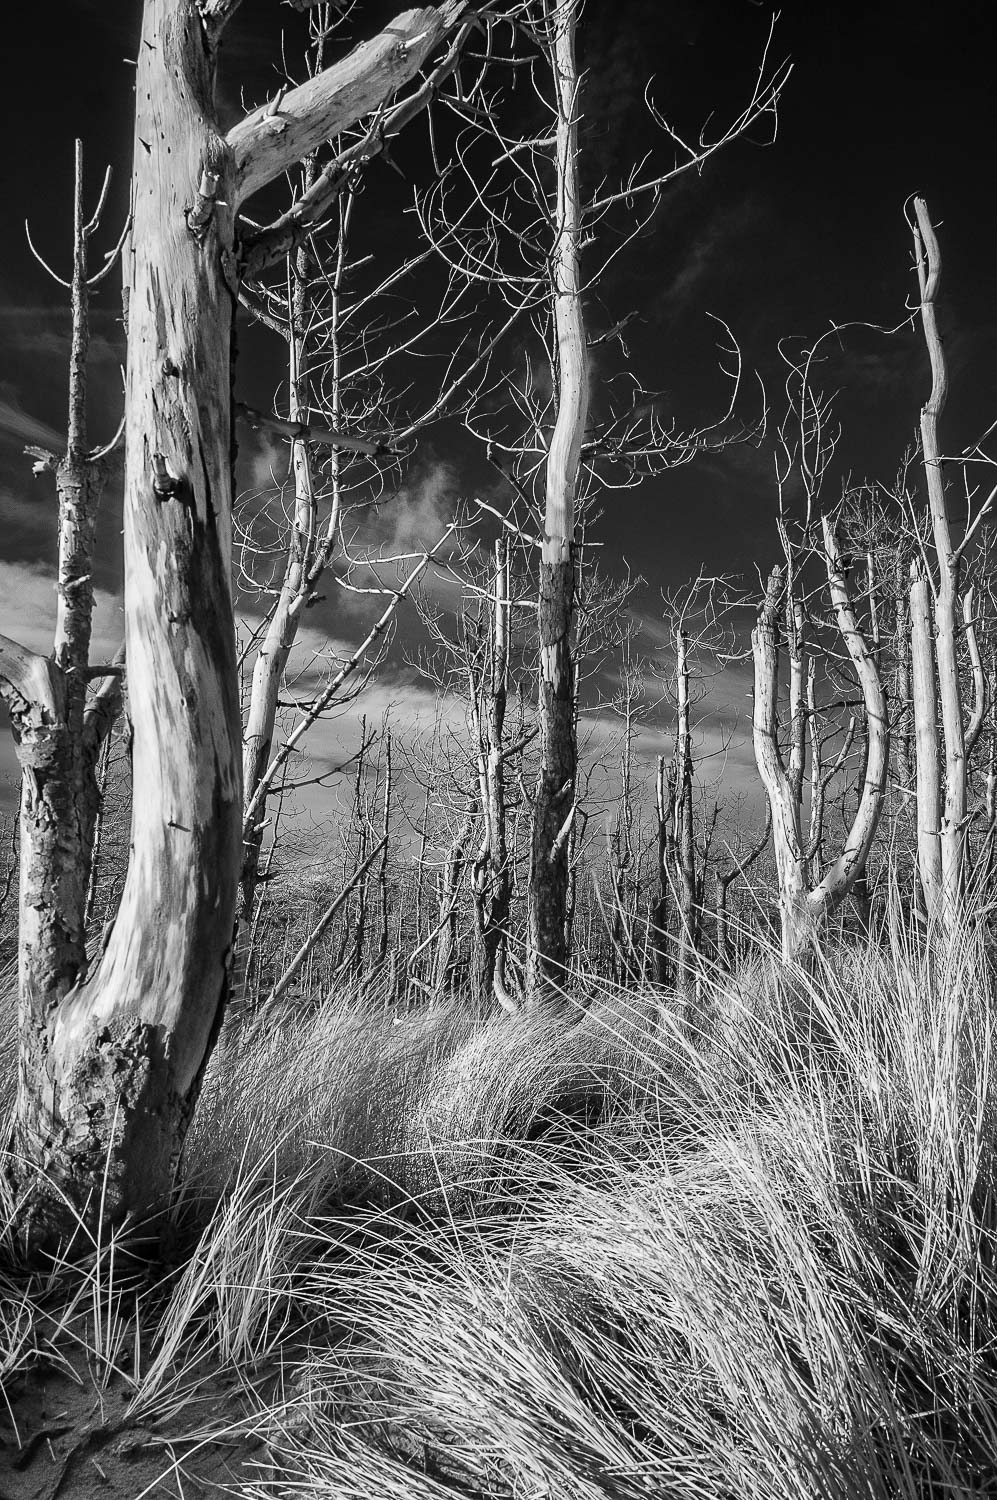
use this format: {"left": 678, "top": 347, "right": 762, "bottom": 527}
{"left": 468, "top": 540, "right": 518, "bottom": 1009}
{"left": 236, "top": 8, "right": 509, "bottom": 967}
{"left": 605, "top": 645, "right": 644, "bottom": 984}
{"left": 410, "top": 531, "right": 535, "bottom": 1007}
{"left": 753, "top": 514, "right": 889, "bottom": 959}
{"left": 714, "top": 804, "right": 771, "bottom": 972}
{"left": 0, "top": 141, "right": 125, "bottom": 1179}
{"left": 10, "top": 0, "right": 476, "bottom": 1242}
{"left": 435, "top": 2, "right": 786, "bottom": 1005}
{"left": 646, "top": 574, "right": 735, "bottom": 991}
{"left": 905, "top": 199, "right": 991, "bottom": 931}
{"left": 522, "top": 1, "right": 588, "bottom": 1000}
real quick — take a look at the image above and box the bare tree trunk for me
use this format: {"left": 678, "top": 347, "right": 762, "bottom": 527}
{"left": 913, "top": 198, "right": 966, "bottom": 928}
{"left": 607, "top": 664, "right": 638, "bottom": 984}
{"left": 470, "top": 540, "right": 515, "bottom": 1008}
{"left": 752, "top": 519, "right": 888, "bottom": 962}
{"left": 4, "top": 140, "right": 124, "bottom": 1210}
{"left": 672, "top": 627, "right": 699, "bottom": 995}
{"left": 240, "top": 234, "right": 321, "bottom": 948}
{"left": 375, "top": 732, "right": 393, "bottom": 968}
{"left": 12, "top": 0, "right": 456, "bottom": 1239}
{"left": 893, "top": 565, "right": 913, "bottom": 790}
{"left": 434, "top": 798, "right": 475, "bottom": 998}
{"left": 910, "top": 560, "right": 943, "bottom": 922}
{"left": 13, "top": 5, "right": 243, "bottom": 1231}
{"left": 752, "top": 566, "right": 813, "bottom": 959}
{"left": 527, "top": 0, "right": 587, "bottom": 1004}
{"left": 714, "top": 807, "right": 770, "bottom": 972}
{"left": 650, "top": 755, "right": 676, "bottom": 985}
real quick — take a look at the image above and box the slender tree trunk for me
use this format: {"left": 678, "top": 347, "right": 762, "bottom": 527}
{"left": 527, "top": 1, "right": 587, "bottom": 1002}
{"left": 910, "top": 561, "right": 943, "bottom": 921}
{"left": 375, "top": 732, "right": 393, "bottom": 968}
{"left": 650, "top": 754, "right": 675, "bottom": 985}
{"left": 894, "top": 569, "right": 913, "bottom": 790}
{"left": 240, "top": 262, "right": 316, "bottom": 939}
{"left": 913, "top": 198, "right": 965, "bottom": 928}
{"left": 471, "top": 540, "right": 514, "bottom": 1007}
{"left": 434, "top": 798, "right": 475, "bottom": 998}
{"left": 672, "top": 628, "right": 699, "bottom": 995}
{"left": 714, "top": 806, "right": 771, "bottom": 973}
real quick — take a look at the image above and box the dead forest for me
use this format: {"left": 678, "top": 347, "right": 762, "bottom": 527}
{"left": 2, "top": 3, "right": 997, "bottom": 1497}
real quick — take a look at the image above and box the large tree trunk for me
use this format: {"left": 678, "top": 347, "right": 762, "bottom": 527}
{"left": 14, "top": 0, "right": 243, "bottom": 1235}
{"left": 12, "top": 0, "right": 455, "bottom": 1240}
{"left": 526, "top": 0, "right": 588, "bottom": 1003}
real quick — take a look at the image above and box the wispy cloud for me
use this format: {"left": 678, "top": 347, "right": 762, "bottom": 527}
{"left": 0, "top": 392, "right": 64, "bottom": 453}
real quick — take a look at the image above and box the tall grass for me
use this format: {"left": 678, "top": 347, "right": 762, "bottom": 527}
{"left": 4, "top": 908, "right": 997, "bottom": 1497}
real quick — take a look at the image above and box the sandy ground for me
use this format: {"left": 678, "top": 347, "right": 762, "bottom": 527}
{"left": 1, "top": 1353, "right": 274, "bottom": 1500}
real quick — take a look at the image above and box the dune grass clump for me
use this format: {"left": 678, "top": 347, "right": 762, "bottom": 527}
{"left": 218, "top": 914, "right": 997, "bottom": 1499}
{"left": 3, "top": 912, "right": 997, "bottom": 1498}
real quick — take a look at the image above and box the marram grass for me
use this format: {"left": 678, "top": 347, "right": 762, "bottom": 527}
{"left": 3, "top": 906, "right": 997, "bottom": 1497}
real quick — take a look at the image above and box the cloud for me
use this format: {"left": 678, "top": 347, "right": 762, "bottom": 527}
{"left": 0, "top": 560, "right": 123, "bottom": 659}
{"left": 652, "top": 194, "right": 764, "bottom": 321}
{"left": 0, "top": 393, "right": 64, "bottom": 453}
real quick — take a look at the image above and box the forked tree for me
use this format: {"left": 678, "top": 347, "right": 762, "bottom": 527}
{"left": 752, "top": 517, "right": 889, "bottom": 960}
{"left": 8, "top": 0, "right": 477, "bottom": 1242}
{"left": 750, "top": 354, "right": 889, "bottom": 959}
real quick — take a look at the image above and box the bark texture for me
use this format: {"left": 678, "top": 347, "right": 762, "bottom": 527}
{"left": 527, "top": 0, "right": 587, "bottom": 1002}
{"left": 14, "top": 0, "right": 243, "bottom": 1233}
{"left": 13, "top": 0, "right": 455, "bottom": 1241}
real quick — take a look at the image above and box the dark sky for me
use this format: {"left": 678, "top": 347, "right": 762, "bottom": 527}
{"left": 1, "top": 0, "right": 995, "bottom": 812}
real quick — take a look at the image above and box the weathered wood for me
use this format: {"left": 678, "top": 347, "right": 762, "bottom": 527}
{"left": 751, "top": 565, "right": 812, "bottom": 959}
{"left": 14, "top": 0, "right": 244, "bottom": 1235}
{"left": 672, "top": 627, "right": 698, "bottom": 995}
{"left": 814, "top": 514, "right": 889, "bottom": 911}
{"left": 527, "top": 0, "right": 587, "bottom": 1002}
{"left": 13, "top": 0, "right": 465, "bottom": 1241}
{"left": 227, "top": 8, "right": 455, "bottom": 206}
{"left": 751, "top": 521, "right": 889, "bottom": 962}
{"left": 910, "top": 560, "right": 942, "bottom": 918}
{"left": 913, "top": 196, "right": 966, "bottom": 924}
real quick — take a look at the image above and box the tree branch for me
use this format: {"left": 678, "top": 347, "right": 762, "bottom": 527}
{"left": 814, "top": 515, "right": 889, "bottom": 907}
{"left": 227, "top": 5, "right": 464, "bottom": 208}
{"left": 240, "top": 13, "right": 475, "bottom": 277}
{"left": 964, "top": 586, "right": 988, "bottom": 762}
{"left": 0, "top": 634, "right": 59, "bottom": 716}
{"left": 236, "top": 401, "right": 387, "bottom": 456}
{"left": 197, "top": 0, "right": 245, "bottom": 45}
